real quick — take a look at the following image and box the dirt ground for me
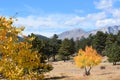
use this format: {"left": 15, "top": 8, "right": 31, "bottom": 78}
{"left": 45, "top": 58, "right": 120, "bottom": 80}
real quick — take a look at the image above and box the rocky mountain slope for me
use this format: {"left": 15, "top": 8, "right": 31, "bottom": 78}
{"left": 58, "top": 25, "right": 120, "bottom": 40}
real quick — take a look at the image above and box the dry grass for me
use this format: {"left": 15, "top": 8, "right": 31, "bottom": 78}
{"left": 45, "top": 57, "right": 120, "bottom": 80}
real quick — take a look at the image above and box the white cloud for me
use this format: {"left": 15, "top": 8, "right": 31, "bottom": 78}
{"left": 93, "top": 0, "right": 120, "bottom": 28}
{"left": 14, "top": 0, "right": 120, "bottom": 37}
{"left": 16, "top": 16, "right": 58, "bottom": 28}
{"left": 22, "top": 30, "right": 55, "bottom": 37}
{"left": 94, "top": 0, "right": 113, "bottom": 10}
{"left": 15, "top": 14, "right": 77, "bottom": 37}
{"left": 112, "top": 8, "right": 120, "bottom": 18}
{"left": 64, "top": 16, "right": 85, "bottom": 26}
{"left": 64, "top": 12, "right": 107, "bottom": 29}
{"left": 16, "top": 14, "right": 77, "bottom": 29}
{"left": 86, "top": 12, "right": 106, "bottom": 20}
{"left": 15, "top": 10, "right": 120, "bottom": 37}
{"left": 96, "top": 19, "right": 120, "bottom": 27}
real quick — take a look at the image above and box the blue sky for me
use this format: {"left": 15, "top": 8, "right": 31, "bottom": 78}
{"left": 0, "top": 0, "right": 120, "bottom": 37}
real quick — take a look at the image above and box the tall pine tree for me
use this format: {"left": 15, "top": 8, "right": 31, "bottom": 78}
{"left": 92, "top": 31, "right": 107, "bottom": 55}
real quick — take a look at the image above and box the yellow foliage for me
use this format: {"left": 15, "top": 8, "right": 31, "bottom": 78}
{"left": 0, "top": 16, "right": 52, "bottom": 79}
{"left": 74, "top": 46, "right": 102, "bottom": 68}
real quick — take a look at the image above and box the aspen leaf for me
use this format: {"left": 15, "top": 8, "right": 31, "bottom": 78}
{"left": 0, "top": 16, "right": 52, "bottom": 80}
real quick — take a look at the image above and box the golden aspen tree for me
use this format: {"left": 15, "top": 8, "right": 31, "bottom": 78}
{"left": 0, "top": 16, "right": 52, "bottom": 80}
{"left": 74, "top": 46, "right": 102, "bottom": 76}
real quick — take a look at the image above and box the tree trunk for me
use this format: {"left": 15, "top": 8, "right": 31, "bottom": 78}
{"left": 63, "top": 59, "right": 65, "bottom": 62}
{"left": 67, "top": 56, "right": 69, "bottom": 60}
{"left": 113, "top": 62, "right": 116, "bottom": 65}
{"left": 48, "top": 57, "right": 49, "bottom": 62}
{"left": 47, "top": 56, "right": 50, "bottom": 62}
{"left": 84, "top": 66, "right": 92, "bottom": 76}
{"left": 63, "top": 57, "right": 66, "bottom": 62}
{"left": 53, "top": 55, "right": 56, "bottom": 61}
{"left": 85, "top": 71, "right": 90, "bottom": 76}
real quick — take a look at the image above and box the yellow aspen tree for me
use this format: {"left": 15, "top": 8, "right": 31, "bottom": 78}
{"left": 0, "top": 16, "right": 52, "bottom": 80}
{"left": 74, "top": 46, "right": 102, "bottom": 76}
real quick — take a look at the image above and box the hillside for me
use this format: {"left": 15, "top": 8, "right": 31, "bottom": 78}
{"left": 58, "top": 25, "right": 120, "bottom": 40}
{"left": 35, "top": 34, "right": 49, "bottom": 40}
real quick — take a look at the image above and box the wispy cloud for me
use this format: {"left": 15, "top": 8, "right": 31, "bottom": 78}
{"left": 96, "top": 19, "right": 120, "bottom": 27}
{"left": 64, "top": 16, "right": 85, "bottom": 26}
{"left": 64, "top": 12, "right": 107, "bottom": 29}
{"left": 93, "top": 0, "right": 120, "bottom": 27}
{"left": 74, "top": 9, "right": 84, "bottom": 14}
{"left": 14, "top": 0, "right": 120, "bottom": 37}
{"left": 111, "top": 8, "right": 120, "bottom": 18}
{"left": 15, "top": 14, "right": 77, "bottom": 37}
{"left": 94, "top": 0, "right": 113, "bottom": 10}
{"left": 23, "top": 5, "right": 44, "bottom": 15}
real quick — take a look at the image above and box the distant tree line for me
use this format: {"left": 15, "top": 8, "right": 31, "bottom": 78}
{"left": 29, "top": 31, "right": 120, "bottom": 65}
{"left": 28, "top": 33, "right": 76, "bottom": 62}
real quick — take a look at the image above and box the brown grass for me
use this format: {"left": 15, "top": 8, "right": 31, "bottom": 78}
{"left": 45, "top": 57, "right": 120, "bottom": 80}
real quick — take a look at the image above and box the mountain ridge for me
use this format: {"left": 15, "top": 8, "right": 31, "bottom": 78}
{"left": 58, "top": 25, "right": 120, "bottom": 40}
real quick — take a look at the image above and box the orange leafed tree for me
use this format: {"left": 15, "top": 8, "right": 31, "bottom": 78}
{"left": 74, "top": 46, "right": 102, "bottom": 76}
